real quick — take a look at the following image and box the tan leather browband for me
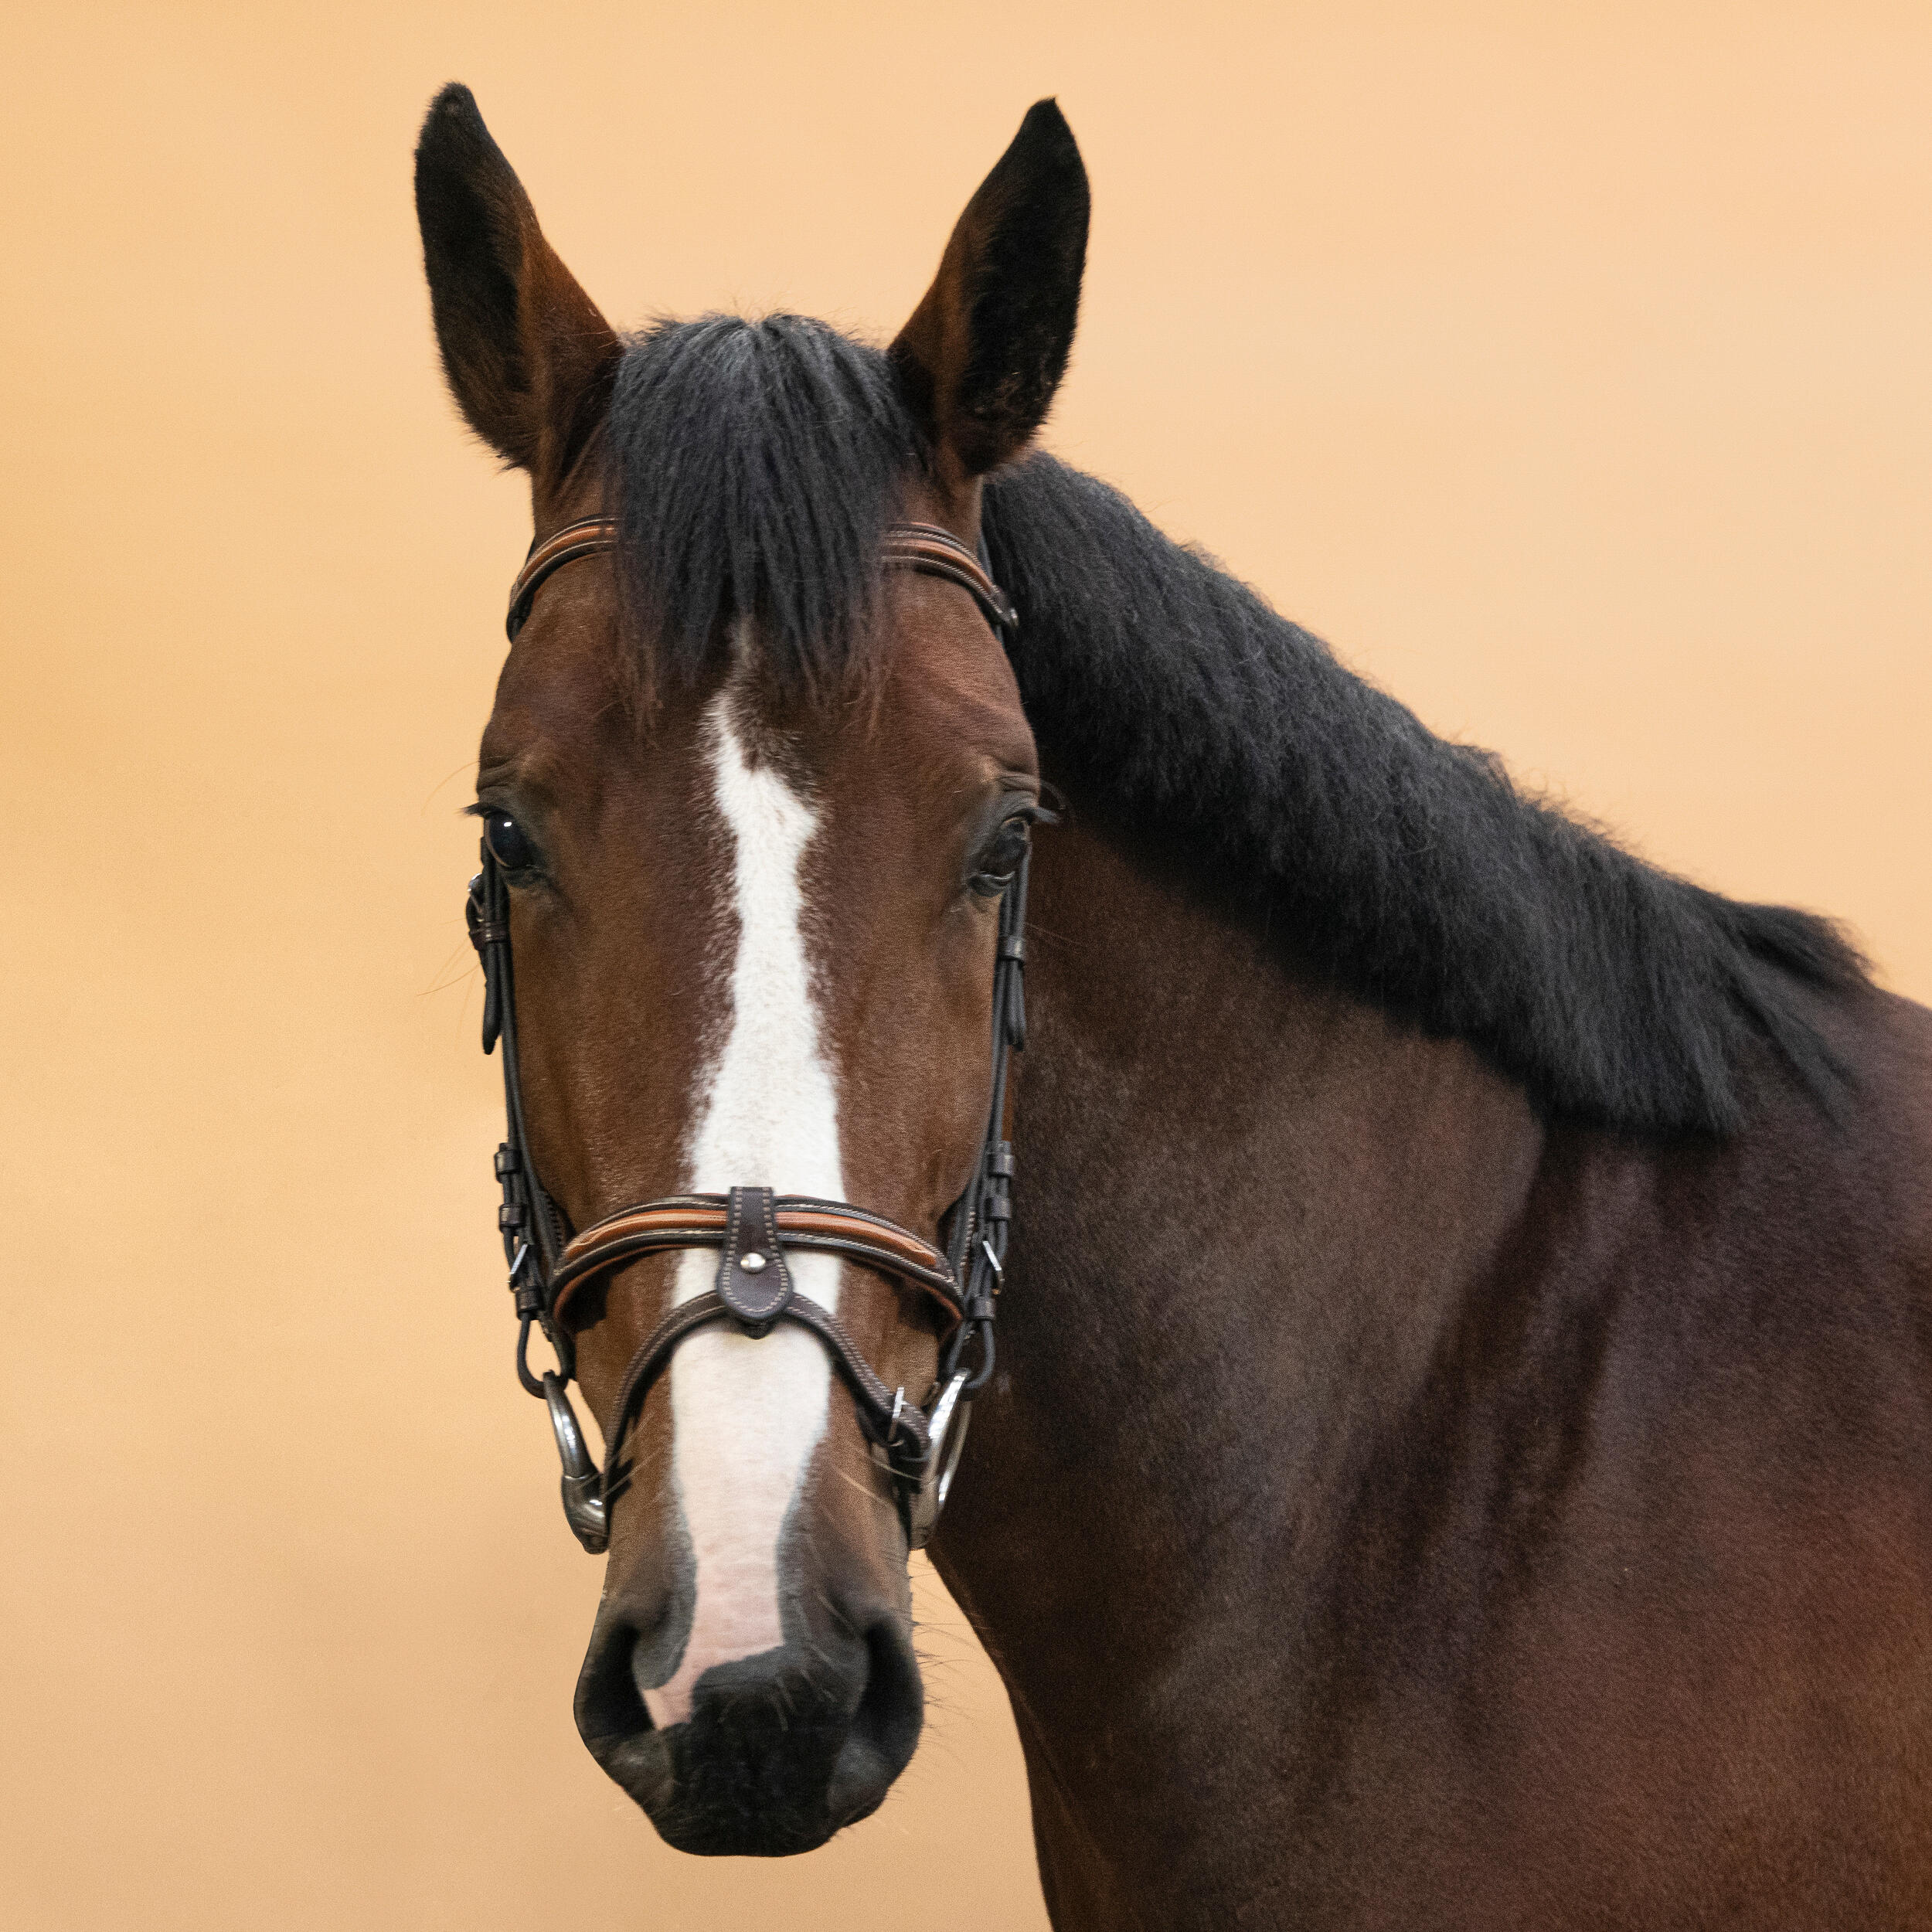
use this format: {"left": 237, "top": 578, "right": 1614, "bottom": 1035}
{"left": 875, "top": 522, "right": 1019, "bottom": 631}
{"left": 504, "top": 516, "right": 1018, "bottom": 643}
{"left": 549, "top": 1193, "right": 961, "bottom": 1330}
{"left": 505, "top": 519, "right": 619, "bottom": 641}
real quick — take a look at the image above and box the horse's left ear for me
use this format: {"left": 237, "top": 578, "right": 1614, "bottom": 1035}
{"left": 891, "top": 100, "right": 1090, "bottom": 483}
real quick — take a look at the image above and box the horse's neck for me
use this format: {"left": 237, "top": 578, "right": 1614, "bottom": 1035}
{"left": 933, "top": 811, "right": 1546, "bottom": 1911}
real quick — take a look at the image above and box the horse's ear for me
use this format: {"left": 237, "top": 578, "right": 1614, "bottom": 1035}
{"left": 891, "top": 100, "right": 1090, "bottom": 482}
{"left": 413, "top": 83, "right": 621, "bottom": 495}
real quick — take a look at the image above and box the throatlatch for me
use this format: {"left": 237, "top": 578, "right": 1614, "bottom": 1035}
{"left": 468, "top": 518, "right": 1035, "bottom": 1555}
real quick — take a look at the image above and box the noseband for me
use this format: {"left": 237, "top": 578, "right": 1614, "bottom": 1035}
{"left": 468, "top": 516, "right": 1031, "bottom": 1555}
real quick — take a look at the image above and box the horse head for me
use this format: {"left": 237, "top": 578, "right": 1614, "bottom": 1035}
{"left": 415, "top": 84, "right": 1087, "bottom": 1855}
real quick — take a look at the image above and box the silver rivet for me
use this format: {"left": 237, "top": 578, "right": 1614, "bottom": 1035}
{"left": 740, "top": 1251, "right": 767, "bottom": 1274}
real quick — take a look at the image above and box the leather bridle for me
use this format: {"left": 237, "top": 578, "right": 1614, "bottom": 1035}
{"left": 468, "top": 516, "right": 1032, "bottom": 1554}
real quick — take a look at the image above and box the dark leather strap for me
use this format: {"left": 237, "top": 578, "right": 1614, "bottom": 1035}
{"left": 716, "top": 1185, "right": 795, "bottom": 1335}
{"left": 603, "top": 1285, "right": 932, "bottom": 1501}
{"left": 503, "top": 515, "right": 1019, "bottom": 645}
{"left": 549, "top": 1194, "right": 961, "bottom": 1327}
{"left": 505, "top": 518, "right": 619, "bottom": 642}
{"left": 880, "top": 522, "right": 1019, "bottom": 633}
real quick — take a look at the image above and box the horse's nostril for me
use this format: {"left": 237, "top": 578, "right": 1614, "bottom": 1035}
{"left": 573, "top": 1616, "right": 678, "bottom": 1818}
{"left": 828, "top": 1614, "right": 925, "bottom": 1829}
{"left": 574, "top": 1616, "right": 651, "bottom": 1743}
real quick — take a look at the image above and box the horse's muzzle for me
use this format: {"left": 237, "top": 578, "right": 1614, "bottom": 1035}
{"left": 573, "top": 1610, "right": 923, "bottom": 1855}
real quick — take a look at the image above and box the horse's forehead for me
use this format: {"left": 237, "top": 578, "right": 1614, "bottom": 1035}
{"left": 481, "top": 566, "right": 1033, "bottom": 839}
{"left": 749, "top": 590, "right": 1036, "bottom": 802}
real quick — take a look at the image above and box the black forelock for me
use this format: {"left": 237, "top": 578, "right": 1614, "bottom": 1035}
{"left": 606, "top": 314, "right": 923, "bottom": 690}
{"left": 983, "top": 452, "right": 1868, "bottom": 1135}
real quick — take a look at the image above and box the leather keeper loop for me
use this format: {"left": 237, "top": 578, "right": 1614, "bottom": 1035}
{"left": 716, "top": 1185, "right": 796, "bottom": 1335}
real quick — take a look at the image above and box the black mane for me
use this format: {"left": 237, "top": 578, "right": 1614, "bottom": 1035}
{"left": 983, "top": 454, "right": 1866, "bottom": 1134}
{"left": 606, "top": 315, "right": 1866, "bottom": 1135}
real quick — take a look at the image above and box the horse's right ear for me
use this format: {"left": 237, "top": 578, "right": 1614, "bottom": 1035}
{"left": 413, "top": 84, "right": 620, "bottom": 495}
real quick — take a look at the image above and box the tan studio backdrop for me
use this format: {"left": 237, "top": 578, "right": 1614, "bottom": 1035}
{"left": 6, "top": 4, "right": 1930, "bottom": 1928}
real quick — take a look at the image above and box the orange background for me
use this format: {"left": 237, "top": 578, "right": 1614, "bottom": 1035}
{"left": 6, "top": 5, "right": 1930, "bottom": 1927}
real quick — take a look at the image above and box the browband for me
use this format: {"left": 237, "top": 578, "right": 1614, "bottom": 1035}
{"left": 503, "top": 516, "right": 1017, "bottom": 643}
{"left": 506, "top": 519, "right": 619, "bottom": 641}
{"left": 879, "top": 522, "right": 1019, "bottom": 633}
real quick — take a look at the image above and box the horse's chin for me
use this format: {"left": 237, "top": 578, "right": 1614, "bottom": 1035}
{"left": 580, "top": 1723, "right": 677, "bottom": 1818}
{"left": 585, "top": 1717, "right": 902, "bottom": 1857}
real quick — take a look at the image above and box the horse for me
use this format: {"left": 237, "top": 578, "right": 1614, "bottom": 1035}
{"left": 415, "top": 82, "right": 1932, "bottom": 1927}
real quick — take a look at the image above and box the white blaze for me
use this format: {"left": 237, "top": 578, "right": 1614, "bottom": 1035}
{"left": 643, "top": 688, "right": 844, "bottom": 1730}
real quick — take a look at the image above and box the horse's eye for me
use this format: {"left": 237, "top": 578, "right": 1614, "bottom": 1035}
{"left": 483, "top": 809, "right": 536, "bottom": 874}
{"left": 970, "top": 818, "right": 1031, "bottom": 898}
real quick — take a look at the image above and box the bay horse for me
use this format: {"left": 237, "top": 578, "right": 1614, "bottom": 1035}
{"left": 416, "top": 83, "right": 1932, "bottom": 1926}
